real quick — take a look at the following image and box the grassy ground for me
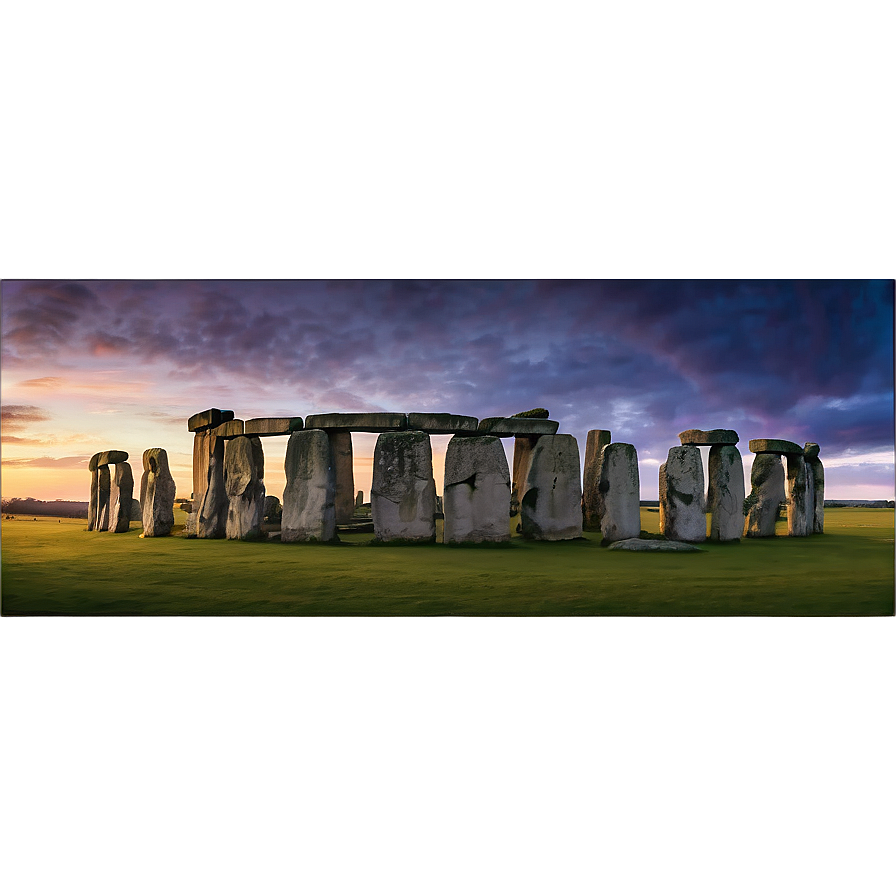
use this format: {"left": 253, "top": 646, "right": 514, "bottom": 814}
{"left": 1, "top": 508, "right": 892, "bottom": 616}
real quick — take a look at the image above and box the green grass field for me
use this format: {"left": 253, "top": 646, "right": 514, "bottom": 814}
{"left": 1, "top": 508, "right": 893, "bottom": 615}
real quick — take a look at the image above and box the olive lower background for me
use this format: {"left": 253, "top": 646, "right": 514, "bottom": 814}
{"left": 2, "top": 618, "right": 896, "bottom": 896}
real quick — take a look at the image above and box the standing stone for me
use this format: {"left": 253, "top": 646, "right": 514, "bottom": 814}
{"left": 743, "top": 454, "right": 786, "bottom": 537}
{"left": 141, "top": 448, "right": 176, "bottom": 537}
{"left": 520, "top": 434, "right": 583, "bottom": 541}
{"left": 786, "top": 454, "right": 810, "bottom": 537}
{"left": 598, "top": 443, "right": 641, "bottom": 544}
{"left": 808, "top": 459, "right": 825, "bottom": 534}
{"left": 371, "top": 431, "right": 437, "bottom": 543}
{"left": 659, "top": 445, "right": 706, "bottom": 542}
{"left": 194, "top": 428, "right": 228, "bottom": 538}
{"left": 281, "top": 430, "right": 336, "bottom": 543}
{"left": 355, "top": 490, "right": 364, "bottom": 508}
{"left": 707, "top": 445, "right": 745, "bottom": 541}
{"left": 582, "top": 429, "right": 612, "bottom": 530}
{"left": 329, "top": 431, "right": 354, "bottom": 525}
{"left": 129, "top": 498, "right": 142, "bottom": 521}
{"left": 443, "top": 435, "right": 511, "bottom": 543}
{"left": 95, "top": 466, "right": 111, "bottom": 531}
{"left": 224, "top": 436, "right": 266, "bottom": 540}
{"left": 109, "top": 462, "right": 134, "bottom": 533}
{"left": 87, "top": 467, "right": 99, "bottom": 531}
{"left": 510, "top": 435, "right": 539, "bottom": 516}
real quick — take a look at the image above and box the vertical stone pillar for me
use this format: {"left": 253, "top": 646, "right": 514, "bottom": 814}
{"left": 598, "top": 443, "right": 641, "bottom": 543}
{"left": 196, "top": 429, "right": 227, "bottom": 538}
{"left": 707, "top": 445, "right": 745, "bottom": 541}
{"left": 141, "top": 448, "right": 176, "bottom": 537}
{"left": 109, "top": 462, "right": 134, "bottom": 533}
{"left": 809, "top": 459, "right": 824, "bottom": 533}
{"left": 520, "top": 434, "right": 582, "bottom": 541}
{"left": 371, "top": 431, "right": 437, "bottom": 543}
{"left": 743, "top": 454, "right": 785, "bottom": 537}
{"left": 329, "top": 431, "right": 354, "bottom": 525}
{"left": 443, "top": 435, "right": 511, "bottom": 543}
{"left": 659, "top": 445, "right": 706, "bottom": 542}
{"left": 95, "top": 465, "right": 111, "bottom": 531}
{"left": 224, "top": 436, "right": 266, "bottom": 540}
{"left": 582, "top": 429, "right": 612, "bottom": 530}
{"left": 510, "top": 435, "right": 539, "bottom": 517}
{"left": 87, "top": 466, "right": 99, "bottom": 531}
{"left": 786, "top": 454, "right": 810, "bottom": 537}
{"left": 281, "top": 430, "right": 337, "bottom": 542}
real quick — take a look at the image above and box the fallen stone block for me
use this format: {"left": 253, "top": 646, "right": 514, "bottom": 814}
{"left": 607, "top": 538, "right": 705, "bottom": 552}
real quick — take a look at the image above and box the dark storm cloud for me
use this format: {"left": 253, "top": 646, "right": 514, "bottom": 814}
{"left": 1, "top": 280, "right": 892, "bottom": 464}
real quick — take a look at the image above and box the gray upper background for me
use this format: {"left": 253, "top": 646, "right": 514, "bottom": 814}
{"left": 2, "top": 0, "right": 896, "bottom": 279}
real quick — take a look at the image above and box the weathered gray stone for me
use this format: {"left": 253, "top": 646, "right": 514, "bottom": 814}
{"left": 407, "top": 413, "right": 479, "bottom": 434}
{"left": 263, "top": 495, "right": 282, "bottom": 522}
{"left": 130, "top": 498, "right": 142, "bottom": 521}
{"left": 510, "top": 435, "right": 539, "bottom": 517}
{"left": 803, "top": 442, "right": 820, "bottom": 460}
{"left": 707, "top": 445, "right": 745, "bottom": 542}
{"left": 87, "top": 468, "right": 99, "bottom": 530}
{"left": 281, "top": 430, "right": 336, "bottom": 542}
{"left": 305, "top": 413, "right": 407, "bottom": 432}
{"left": 95, "top": 465, "right": 111, "bottom": 531}
{"left": 89, "top": 449, "right": 128, "bottom": 471}
{"left": 188, "top": 408, "right": 235, "bottom": 432}
{"left": 786, "top": 454, "right": 810, "bottom": 537}
{"left": 109, "top": 461, "right": 134, "bottom": 533}
{"left": 224, "top": 436, "right": 265, "bottom": 540}
{"left": 244, "top": 417, "right": 304, "bottom": 436}
{"left": 140, "top": 448, "right": 176, "bottom": 537}
{"left": 749, "top": 438, "right": 803, "bottom": 455}
{"left": 582, "top": 429, "right": 612, "bottom": 530}
{"left": 679, "top": 429, "right": 739, "bottom": 446}
{"left": 520, "top": 434, "right": 582, "bottom": 541}
{"left": 598, "top": 443, "right": 641, "bottom": 543}
{"left": 355, "top": 490, "right": 364, "bottom": 508}
{"left": 194, "top": 429, "right": 227, "bottom": 538}
{"left": 329, "top": 431, "right": 354, "bottom": 525}
{"left": 608, "top": 538, "right": 706, "bottom": 553}
{"left": 659, "top": 445, "right": 706, "bottom": 542}
{"left": 478, "top": 417, "right": 559, "bottom": 437}
{"left": 213, "top": 419, "right": 245, "bottom": 438}
{"left": 443, "top": 435, "right": 511, "bottom": 543}
{"left": 744, "top": 454, "right": 786, "bottom": 537}
{"left": 371, "top": 431, "right": 437, "bottom": 542}
{"left": 808, "top": 459, "right": 824, "bottom": 533}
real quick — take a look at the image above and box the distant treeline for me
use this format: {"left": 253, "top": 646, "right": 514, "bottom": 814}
{"left": 2, "top": 498, "right": 89, "bottom": 518}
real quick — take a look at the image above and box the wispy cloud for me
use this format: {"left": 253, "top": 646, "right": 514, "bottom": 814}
{"left": 1, "top": 455, "right": 91, "bottom": 469}
{"left": 1, "top": 405, "right": 52, "bottom": 432}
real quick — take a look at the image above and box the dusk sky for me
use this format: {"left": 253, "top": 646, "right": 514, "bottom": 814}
{"left": 1, "top": 279, "right": 893, "bottom": 503}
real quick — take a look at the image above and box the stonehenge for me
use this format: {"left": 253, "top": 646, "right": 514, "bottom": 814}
{"left": 520, "top": 434, "right": 583, "bottom": 541}
{"left": 659, "top": 445, "right": 706, "bottom": 542}
{"left": 109, "top": 462, "right": 135, "bottom": 533}
{"left": 707, "top": 445, "right": 745, "bottom": 541}
{"left": 140, "top": 448, "right": 176, "bottom": 536}
{"left": 443, "top": 435, "right": 511, "bottom": 543}
{"left": 87, "top": 450, "right": 130, "bottom": 533}
{"left": 744, "top": 454, "right": 786, "bottom": 537}
{"left": 582, "top": 429, "right": 612, "bottom": 530}
{"left": 224, "top": 435, "right": 266, "bottom": 540}
{"left": 598, "top": 443, "right": 641, "bottom": 543}
{"left": 371, "top": 431, "right": 437, "bottom": 542}
{"left": 281, "top": 430, "right": 336, "bottom": 542}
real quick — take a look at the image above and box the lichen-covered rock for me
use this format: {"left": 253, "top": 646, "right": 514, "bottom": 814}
{"left": 329, "top": 431, "right": 354, "bottom": 525}
{"left": 786, "top": 454, "right": 810, "bottom": 537}
{"left": 371, "top": 431, "right": 437, "bottom": 542}
{"left": 406, "top": 413, "right": 479, "bottom": 434}
{"left": 510, "top": 435, "right": 539, "bottom": 517}
{"left": 607, "top": 538, "right": 705, "bottom": 552}
{"left": 244, "top": 417, "right": 304, "bottom": 436}
{"left": 582, "top": 429, "right": 612, "bottom": 530}
{"left": 478, "top": 417, "right": 559, "bottom": 437}
{"left": 443, "top": 435, "right": 511, "bottom": 543}
{"left": 95, "top": 465, "right": 112, "bottom": 531}
{"left": 520, "top": 434, "right": 582, "bottom": 541}
{"left": 109, "top": 461, "right": 134, "bottom": 533}
{"left": 808, "top": 459, "right": 824, "bottom": 533}
{"left": 598, "top": 443, "right": 641, "bottom": 543}
{"left": 224, "top": 436, "right": 266, "bottom": 540}
{"left": 659, "top": 445, "right": 706, "bottom": 542}
{"left": 305, "top": 412, "right": 407, "bottom": 432}
{"left": 748, "top": 438, "right": 803, "bottom": 455}
{"left": 130, "top": 498, "right": 142, "bottom": 521}
{"left": 678, "top": 429, "right": 738, "bottom": 446}
{"left": 707, "top": 445, "right": 745, "bottom": 541}
{"left": 744, "top": 454, "right": 785, "bottom": 537}
{"left": 803, "top": 442, "right": 820, "bottom": 460}
{"left": 281, "top": 430, "right": 336, "bottom": 543}
{"left": 194, "top": 429, "right": 227, "bottom": 538}
{"left": 141, "top": 448, "right": 176, "bottom": 537}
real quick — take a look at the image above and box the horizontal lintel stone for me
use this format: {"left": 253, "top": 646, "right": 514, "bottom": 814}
{"left": 679, "top": 428, "right": 739, "bottom": 446}
{"left": 244, "top": 417, "right": 304, "bottom": 436}
{"left": 213, "top": 419, "right": 245, "bottom": 438}
{"left": 749, "top": 438, "right": 804, "bottom": 455}
{"left": 478, "top": 417, "right": 559, "bottom": 437}
{"left": 406, "top": 413, "right": 479, "bottom": 434}
{"left": 89, "top": 449, "right": 129, "bottom": 471}
{"left": 304, "top": 413, "right": 408, "bottom": 432}
{"left": 188, "top": 408, "right": 235, "bottom": 432}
